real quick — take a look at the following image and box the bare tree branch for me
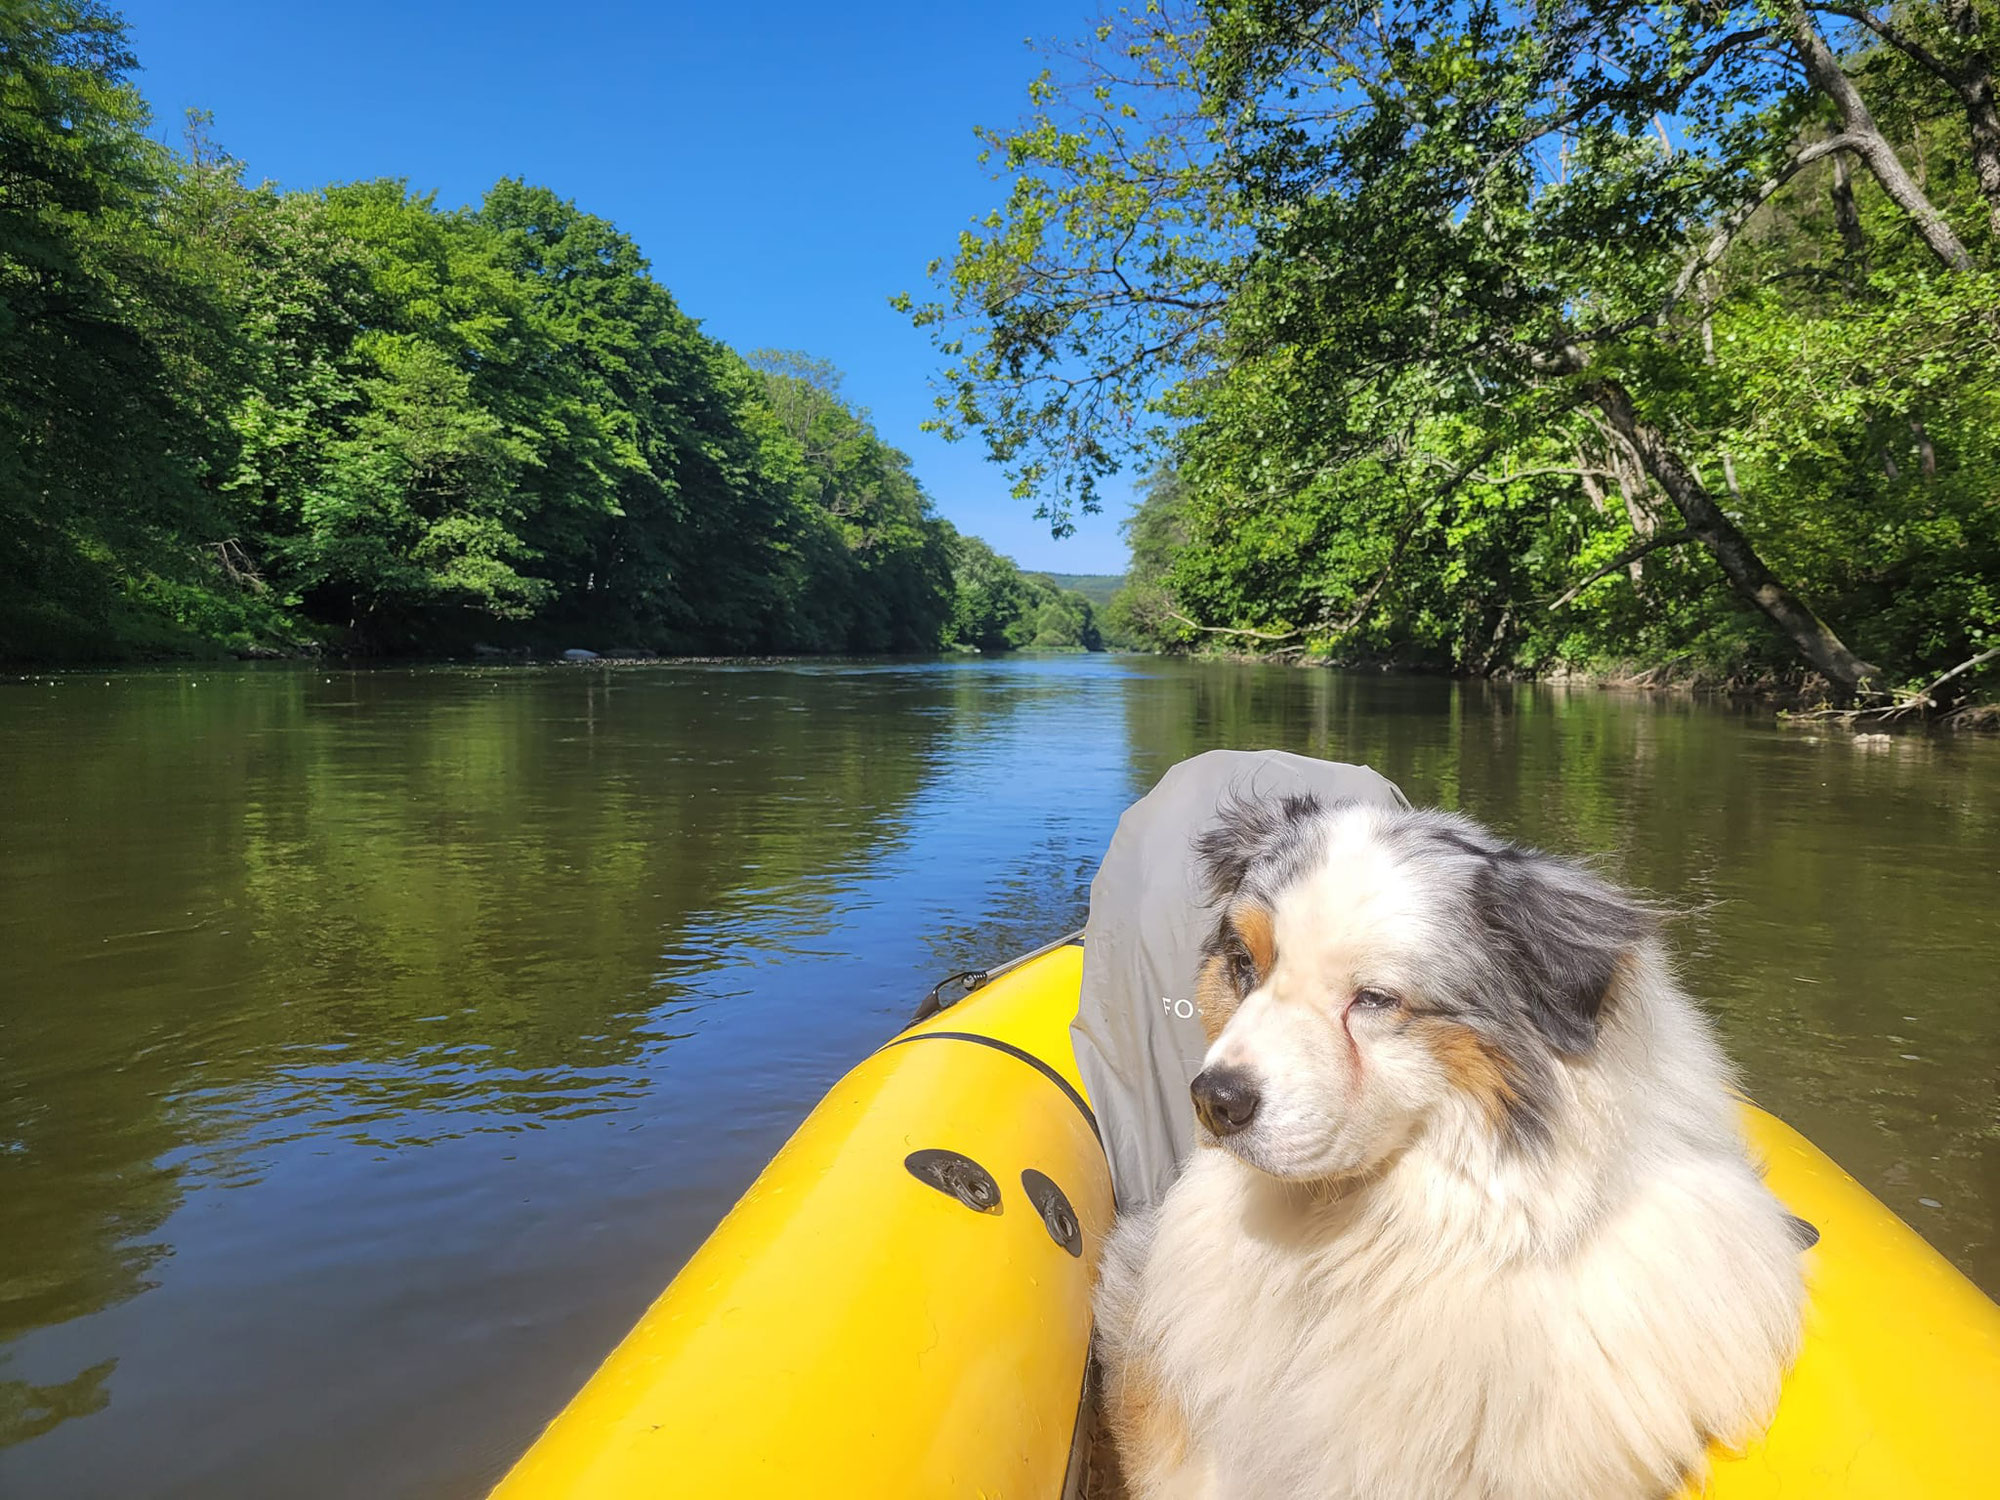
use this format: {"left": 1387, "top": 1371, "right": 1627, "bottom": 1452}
{"left": 1795, "top": 644, "right": 1999, "bottom": 719}
{"left": 1665, "top": 135, "right": 1861, "bottom": 316}
{"left": 1167, "top": 613, "right": 1302, "bottom": 642}
{"left": 1909, "top": 644, "right": 2000, "bottom": 705}
{"left": 1548, "top": 529, "right": 1696, "bottom": 610}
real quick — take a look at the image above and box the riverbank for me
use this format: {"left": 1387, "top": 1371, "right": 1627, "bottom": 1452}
{"left": 3, "top": 4, "right": 1130, "bottom": 677}
{"left": 15, "top": 644, "right": 1990, "bottom": 728}
{"left": 1135, "top": 646, "right": 2000, "bottom": 728}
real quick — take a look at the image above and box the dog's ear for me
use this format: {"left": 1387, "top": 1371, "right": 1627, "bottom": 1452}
{"left": 1194, "top": 792, "right": 1324, "bottom": 903}
{"left": 1480, "top": 848, "right": 1655, "bottom": 1055}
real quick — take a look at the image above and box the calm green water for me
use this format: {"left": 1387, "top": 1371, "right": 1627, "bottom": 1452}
{"left": 2, "top": 656, "right": 1995, "bottom": 1497}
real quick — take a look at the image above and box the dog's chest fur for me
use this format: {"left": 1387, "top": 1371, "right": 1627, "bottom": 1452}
{"left": 1113, "top": 1139, "right": 1799, "bottom": 1500}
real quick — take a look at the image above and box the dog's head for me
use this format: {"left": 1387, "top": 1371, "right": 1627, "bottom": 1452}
{"left": 1189, "top": 797, "right": 1655, "bottom": 1181}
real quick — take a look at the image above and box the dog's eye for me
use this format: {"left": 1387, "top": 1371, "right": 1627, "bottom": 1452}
{"left": 1351, "top": 988, "right": 1399, "bottom": 1011}
{"left": 1230, "top": 948, "right": 1259, "bottom": 994}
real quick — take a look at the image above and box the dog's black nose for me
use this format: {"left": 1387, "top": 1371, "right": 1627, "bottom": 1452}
{"left": 1191, "top": 1066, "right": 1261, "bottom": 1137}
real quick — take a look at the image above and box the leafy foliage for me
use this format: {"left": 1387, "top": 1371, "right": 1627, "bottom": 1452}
{"left": 0, "top": 3, "right": 246, "bottom": 655}
{"left": 914, "top": 0, "right": 2000, "bottom": 708}
{"left": 1105, "top": 467, "right": 1193, "bottom": 650}
{"left": 0, "top": 3, "right": 1072, "bottom": 662}
{"left": 942, "top": 533, "right": 1105, "bottom": 651}
{"left": 747, "top": 350, "right": 959, "bottom": 652}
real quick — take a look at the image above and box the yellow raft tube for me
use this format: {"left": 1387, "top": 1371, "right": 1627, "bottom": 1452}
{"left": 491, "top": 943, "right": 2000, "bottom": 1499}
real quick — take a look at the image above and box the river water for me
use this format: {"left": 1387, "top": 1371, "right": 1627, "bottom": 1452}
{"left": 1, "top": 656, "right": 1995, "bottom": 1497}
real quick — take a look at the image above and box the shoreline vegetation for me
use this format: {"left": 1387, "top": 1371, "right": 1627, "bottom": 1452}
{"left": 9, "top": 5, "right": 1993, "bottom": 728}
{"left": 1, "top": 4, "right": 1108, "bottom": 666}
{"left": 910, "top": 0, "right": 2000, "bottom": 725}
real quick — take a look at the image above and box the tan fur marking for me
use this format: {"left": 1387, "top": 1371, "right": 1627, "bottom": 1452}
{"left": 1194, "top": 953, "right": 1236, "bottom": 1042}
{"left": 1193, "top": 904, "right": 1274, "bottom": 1043}
{"left": 1105, "top": 1359, "right": 1189, "bottom": 1488}
{"left": 1416, "top": 1020, "right": 1518, "bottom": 1125}
{"left": 1231, "top": 902, "right": 1275, "bottom": 975}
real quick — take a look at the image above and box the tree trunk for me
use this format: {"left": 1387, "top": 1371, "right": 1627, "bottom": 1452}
{"left": 1789, "top": 9, "right": 1976, "bottom": 271}
{"left": 1940, "top": 0, "right": 2000, "bottom": 241}
{"left": 1576, "top": 451, "right": 1609, "bottom": 515}
{"left": 1588, "top": 378, "right": 1885, "bottom": 697}
{"left": 1475, "top": 605, "right": 1514, "bottom": 677}
{"left": 1829, "top": 152, "right": 1870, "bottom": 276}
{"left": 1910, "top": 414, "right": 1938, "bottom": 481}
{"left": 1700, "top": 308, "right": 1747, "bottom": 502}
{"left": 1962, "top": 82, "right": 2000, "bottom": 240}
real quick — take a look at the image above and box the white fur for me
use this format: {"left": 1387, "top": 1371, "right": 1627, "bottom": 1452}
{"left": 1096, "top": 806, "right": 1804, "bottom": 1500}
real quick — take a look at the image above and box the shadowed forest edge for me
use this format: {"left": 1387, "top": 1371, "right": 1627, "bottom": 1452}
{"left": 1, "top": 2, "right": 1108, "bottom": 662}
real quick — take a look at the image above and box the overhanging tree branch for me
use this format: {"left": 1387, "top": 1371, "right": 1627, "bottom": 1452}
{"left": 1786, "top": 6, "right": 1976, "bottom": 270}
{"left": 1588, "top": 376, "right": 1885, "bottom": 698}
{"left": 1665, "top": 135, "right": 1862, "bottom": 316}
{"left": 1520, "top": 25, "right": 1776, "bottom": 148}
{"left": 1167, "top": 613, "right": 1301, "bottom": 641}
{"left": 1811, "top": 2, "right": 1954, "bottom": 82}
{"left": 1808, "top": 1, "right": 2000, "bottom": 240}
{"left": 1548, "top": 528, "right": 1695, "bottom": 610}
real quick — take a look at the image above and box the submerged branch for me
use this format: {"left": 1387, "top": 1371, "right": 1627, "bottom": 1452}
{"left": 1793, "top": 645, "right": 1998, "bottom": 720}
{"left": 1907, "top": 645, "right": 2000, "bottom": 708}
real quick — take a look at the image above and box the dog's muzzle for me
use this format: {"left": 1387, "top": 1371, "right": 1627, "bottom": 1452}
{"left": 1191, "top": 1066, "right": 1261, "bottom": 1137}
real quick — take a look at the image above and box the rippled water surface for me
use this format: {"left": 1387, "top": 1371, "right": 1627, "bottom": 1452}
{"left": 2, "top": 657, "right": 1995, "bottom": 1497}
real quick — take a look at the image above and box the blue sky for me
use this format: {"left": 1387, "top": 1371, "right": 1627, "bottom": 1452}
{"left": 117, "top": 0, "right": 1133, "bottom": 575}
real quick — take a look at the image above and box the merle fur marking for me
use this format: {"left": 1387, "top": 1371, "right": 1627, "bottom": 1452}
{"left": 1102, "top": 796, "right": 1802, "bottom": 1500}
{"left": 1192, "top": 791, "right": 1329, "bottom": 906}
{"left": 1400, "top": 816, "right": 1657, "bottom": 1057}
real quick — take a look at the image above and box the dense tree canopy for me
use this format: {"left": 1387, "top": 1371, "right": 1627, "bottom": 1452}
{"left": 1, "top": 2, "right": 239, "bottom": 654}
{"left": 918, "top": 0, "right": 2000, "bottom": 710}
{"left": 0, "top": 1, "right": 1097, "bottom": 661}
{"left": 941, "top": 533, "right": 1105, "bottom": 651}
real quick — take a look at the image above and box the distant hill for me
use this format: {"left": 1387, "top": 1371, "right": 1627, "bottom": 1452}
{"left": 1034, "top": 572, "right": 1126, "bottom": 609}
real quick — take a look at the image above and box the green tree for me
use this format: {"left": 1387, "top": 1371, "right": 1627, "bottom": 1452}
{"left": 1023, "top": 574, "right": 1105, "bottom": 649}
{"left": 0, "top": 1, "right": 240, "bottom": 656}
{"left": 0, "top": 7, "right": 1045, "bottom": 665}
{"left": 938, "top": 531, "right": 1106, "bottom": 653}
{"left": 747, "top": 350, "right": 957, "bottom": 652}
{"left": 479, "top": 183, "right": 817, "bottom": 651}
{"left": 943, "top": 533, "right": 1037, "bottom": 651}
{"left": 1104, "top": 468, "right": 1192, "bottom": 650}
{"left": 910, "top": 0, "right": 2000, "bottom": 705}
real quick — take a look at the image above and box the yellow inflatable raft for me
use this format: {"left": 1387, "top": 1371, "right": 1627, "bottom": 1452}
{"left": 490, "top": 943, "right": 2000, "bottom": 1499}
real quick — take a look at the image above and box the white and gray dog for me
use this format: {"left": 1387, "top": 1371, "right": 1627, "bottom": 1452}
{"left": 1095, "top": 796, "right": 1805, "bottom": 1500}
